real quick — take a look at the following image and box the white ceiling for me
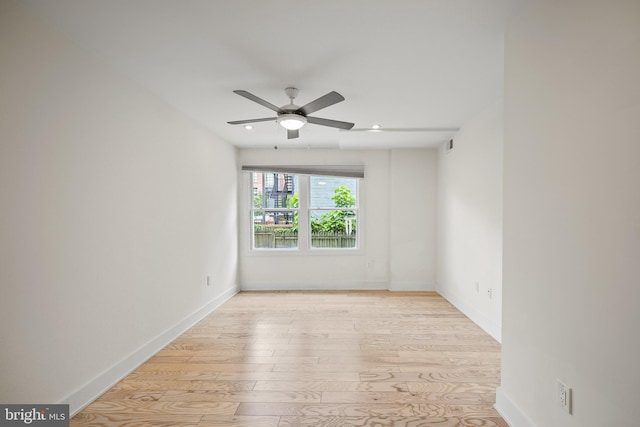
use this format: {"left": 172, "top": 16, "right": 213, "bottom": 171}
{"left": 24, "top": 0, "right": 512, "bottom": 149}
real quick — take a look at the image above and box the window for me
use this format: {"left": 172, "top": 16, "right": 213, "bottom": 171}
{"left": 247, "top": 168, "right": 361, "bottom": 251}
{"left": 309, "top": 176, "right": 357, "bottom": 249}
{"left": 251, "top": 172, "right": 299, "bottom": 249}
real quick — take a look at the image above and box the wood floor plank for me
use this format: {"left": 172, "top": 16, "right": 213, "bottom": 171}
{"left": 397, "top": 365, "right": 501, "bottom": 375}
{"left": 397, "top": 351, "right": 501, "bottom": 360}
{"left": 278, "top": 415, "right": 463, "bottom": 426}
{"left": 274, "top": 349, "right": 399, "bottom": 358}
{"left": 70, "top": 413, "right": 201, "bottom": 427}
{"left": 159, "top": 390, "right": 322, "bottom": 403}
{"left": 321, "top": 391, "right": 487, "bottom": 405}
{"left": 253, "top": 381, "right": 408, "bottom": 392}
{"left": 197, "top": 415, "right": 280, "bottom": 427}
{"left": 112, "top": 379, "right": 256, "bottom": 392}
{"left": 71, "top": 291, "right": 503, "bottom": 426}
{"left": 145, "top": 356, "right": 192, "bottom": 364}
{"left": 234, "top": 402, "right": 415, "bottom": 417}
{"left": 410, "top": 403, "right": 502, "bottom": 417}
{"left": 188, "top": 355, "right": 320, "bottom": 364}
{"left": 406, "top": 382, "right": 500, "bottom": 394}
{"left": 137, "top": 363, "right": 274, "bottom": 373}
{"left": 216, "top": 371, "right": 361, "bottom": 382}
{"left": 125, "top": 371, "right": 221, "bottom": 381}
{"left": 460, "top": 417, "right": 509, "bottom": 427}
{"left": 158, "top": 349, "right": 275, "bottom": 357}
{"left": 272, "top": 363, "right": 400, "bottom": 373}
{"left": 79, "top": 400, "right": 238, "bottom": 415}
{"left": 360, "top": 371, "right": 500, "bottom": 384}
{"left": 96, "top": 390, "right": 165, "bottom": 401}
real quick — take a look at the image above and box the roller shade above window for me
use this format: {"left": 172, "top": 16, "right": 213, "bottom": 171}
{"left": 242, "top": 164, "right": 364, "bottom": 178}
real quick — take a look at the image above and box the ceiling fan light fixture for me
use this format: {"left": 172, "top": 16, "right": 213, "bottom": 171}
{"left": 277, "top": 114, "right": 307, "bottom": 130}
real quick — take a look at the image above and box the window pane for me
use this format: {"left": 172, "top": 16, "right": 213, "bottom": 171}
{"left": 253, "top": 172, "right": 298, "bottom": 209}
{"left": 310, "top": 176, "right": 356, "bottom": 208}
{"left": 251, "top": 172, "right": 299, "bottom": 250}
{"left": 310, "top": 209, "right": 357, "bottom": 248}
{"left": 309, "top": 176, "right": 357, "bottom": 249}
{"left": 253, "top": 210, "right": 298, "bottom": 249}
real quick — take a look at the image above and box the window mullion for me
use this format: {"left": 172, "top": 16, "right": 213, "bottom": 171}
{"left": 297, "top": 175, "right": 310, "bottom": 251}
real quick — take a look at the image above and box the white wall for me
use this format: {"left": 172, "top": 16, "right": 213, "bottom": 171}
{"left": 499, "top": 1, "right": 640, "bottom": 426}
{"left": 436, "top": 101, "right": 503, "bottom": 340}
{"left": 238, "top": 148, "right": 437, "bottom": 290}
{"left": 0, "top": 1, "right": 238, "bottom": 414}
{"left": 390, "top": 149, "right": 438, "bottom": 290}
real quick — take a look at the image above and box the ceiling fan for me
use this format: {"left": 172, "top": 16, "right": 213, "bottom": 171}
{"left": 227, "top": 87, "right": 354, "bottom": 139}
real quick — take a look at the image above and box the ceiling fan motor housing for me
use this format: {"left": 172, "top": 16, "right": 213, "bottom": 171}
{"left": 284, "top": 86, "right": 299, "bottom": 100}
{"left": 280, "top": 105, "right": 302, "bottom": 114}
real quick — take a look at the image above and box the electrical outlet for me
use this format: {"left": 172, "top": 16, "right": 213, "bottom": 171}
{"left": 206, "top": 275, "right": 212, "bottom": 287}
{"left": 487, "top": 288, "right": 492, "bottom": 299}
{"left": 557, "top": 380, "right": 572, "bottom": 414}
{"left": 475, "top": 281, "right": 480, "bottom": 292}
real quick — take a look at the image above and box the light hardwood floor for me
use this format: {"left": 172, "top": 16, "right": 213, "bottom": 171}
{"left": 71, "top": 291, "right": 506, "bottom": 426}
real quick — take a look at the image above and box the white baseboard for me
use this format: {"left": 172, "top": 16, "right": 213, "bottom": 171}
{"left": 240, "top": 281, "right": 438, "bottom": 292}
{"left": 63, "top": 285, "right": 238, "bottom": 416}
{"left": 436, "top": 287, "right": 501, "bottom": 342}
{"left": 389, "top": 282, "right": 437, "bottom": 292}
{"left": 240, "top": 281, "right": 389, "bottom": 291}
{"left": 495, "top": 387, "right": 537, "bottom": 427}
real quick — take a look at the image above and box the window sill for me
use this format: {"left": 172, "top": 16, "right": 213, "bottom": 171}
{"left": 246, "top": 248, "right": 364, "bottom": 257}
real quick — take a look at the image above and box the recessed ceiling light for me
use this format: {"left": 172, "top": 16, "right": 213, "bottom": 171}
{"left": 244, "top": 125, "right": 253, "bottom": 130}
{"left": 371, "top": 124, "right": 381, "bottom": 130}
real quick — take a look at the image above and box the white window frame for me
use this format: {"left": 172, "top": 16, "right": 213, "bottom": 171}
{"left": 245, "top": 172, "right": 363, "bottom": 255}
{"left": 308, "top": 176, "right": 359, "bottom": 251}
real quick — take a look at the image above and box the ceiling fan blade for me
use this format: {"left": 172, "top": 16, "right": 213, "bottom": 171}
{"left": 227, "top": 117, "right": 276, "bottom": 125}
{"left": 306, "top": 116, "right": 354, "bottom": 130}
{"left": 298, "top": 91, "right": 345, "bottom": 115}
{"left": 287, "top": 129, "right": 299, "bottom": 139}
{"left": 233, "top": 90, "right": 281, "bottom": 113}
